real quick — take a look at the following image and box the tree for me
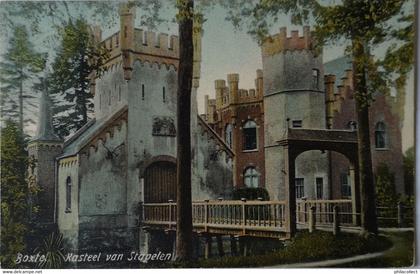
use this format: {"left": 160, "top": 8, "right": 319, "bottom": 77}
{"left": 175, "top": 0, "right": 194, "bottom": 262}
{"left": 0, "top": 25, "right": 44, "bottom": 134}
{"left": 0, "top": 120, "right": 30, "bottom": 268}
{"left": 224, "top": 0, "right": 413, "bottom": 235}
{"left": 49, "top": 19, "right": 108, "bottom": 138}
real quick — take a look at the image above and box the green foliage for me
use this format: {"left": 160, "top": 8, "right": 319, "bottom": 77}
{"left": 232, "top": 187, "right": 270, "bottom": 200}
{"left": 0, "top": 120, "right": 30, "bottom": 268}
{"left": 35, "top": 232, "right": 65, "bottom": 269}
{"left": 0, "top": 25, "right": 45, "bottom": 132}
{"left": 49, "top": 19, "right": 108, "bottom": 138}
{"left": 168, "top": 231, "right": 392, "bottom": 268}
{"left": 403, "top": 147, "right": 414, "bottom": 197}
{"left": 375, "top": 163, "right": 399, "bottom": 206}
{"left": 339, "top": 232, "right": 413, "bottom": 267}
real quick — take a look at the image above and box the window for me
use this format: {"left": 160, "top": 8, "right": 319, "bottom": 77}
{"left": 243, "top": 120, "right": 257, "bottom": 150}
{"left": 244, "top": 167, "right": 259, "bottom": 188}
{"left": 292, "top": 120, "right": 302, "bottom": 128}
{"left": 116, "top": 35, "right": 119, "bottom": 47}
{"left": 375, "top": 122, "right": 387, "bottom": 148}
{"left": 99, "top": 94, "right": 102, "bottom": 110}
{"left": 142, "top": 84, "right": 145, "bottom": 100}
{"left": 340, "top": 173, "right": 351, "bottom": 198}
{"left": 312, "top": 69, "right": 319, "bottom": 89}
{"left": 118, "top": 86, "right": 121, "bottom": 101}
{"left": 316, "top": 177, "right": 323, "bottom": 199}
{"left": 66, "top": 176, "right": 71, "bottom": 212}
{"left": 124, "top": 26, "right": 128, "bottom": 38}
{"left": 295, "top": 178, "right": 304, "bottom": 199}
{"left": 108, "top": 90, "right": 111, "bottom": 105}
{"left": 225, "top": 124, "right": 233, "bottom": 148}
{"left": 162, "top": 87, "right": 166, "bottom": 102}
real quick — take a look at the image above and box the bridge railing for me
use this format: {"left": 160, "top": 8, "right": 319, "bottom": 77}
{"left": 296, "top": 199, "right": 357, "bottom": 226}
{"left": 142, "top": 200, "right": 287, "bottom": 232}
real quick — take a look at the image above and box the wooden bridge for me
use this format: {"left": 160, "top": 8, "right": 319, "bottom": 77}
{"left": 140, "top": 199, "right": 360, "bottom": 239}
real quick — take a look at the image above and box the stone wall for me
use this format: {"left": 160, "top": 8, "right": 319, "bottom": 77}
{"left": 28, "top": 142, "right": 63, "bottom": 223}
{"left": 57, "top": 156, "right": 79, "bottom": 251}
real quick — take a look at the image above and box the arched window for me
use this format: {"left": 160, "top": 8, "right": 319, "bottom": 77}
{"left": 312, "top": 69, "right": 319, "bottom": 89}
{"left": 243, "top": 120, "right": 257, "bottom": 150}
{"left": 244, "top": 167, "right": 259, "bottom": 188}
{"left": 65, "top": 176, "right": 71, "bottom": 212}
{"left": 375, "top": 122, "right": 387, "bottom": 148}
{"left": 225, "top": 124, "right": 233, "bottom": 148}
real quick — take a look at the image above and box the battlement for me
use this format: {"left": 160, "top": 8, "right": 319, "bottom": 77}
{"left": 324, "top": 69, "right": 357, "bottom": 125}
{"left": 262, "top": 26, "right": 314, "bottom": 57}
{"left": 100, "top": 29, "right": 179, "bottom": 61}
{"left": 227, "top": 73, "right": 239, "bottom": 83}
{"left": 215, "top": 79, "right": 226, "bottom": 89}
{"left": 212, "top": 70, "right": 263, "bottom": 111}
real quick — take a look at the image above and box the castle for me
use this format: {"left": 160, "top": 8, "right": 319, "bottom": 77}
{"left": 28, "top": 5, "right": 404, "bottom": 258}
{"left": 202, "top": 27, "right": 404, "bottom": 200}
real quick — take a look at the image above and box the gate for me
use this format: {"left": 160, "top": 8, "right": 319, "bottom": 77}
{"left": 144, "top": 161, "right": 177, "bottom": 203}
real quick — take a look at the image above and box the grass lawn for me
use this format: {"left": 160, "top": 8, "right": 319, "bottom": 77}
{"left": 338, "top": 231, "right": 414, "bottom": 268}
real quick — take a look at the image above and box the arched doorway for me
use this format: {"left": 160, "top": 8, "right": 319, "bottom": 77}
{"left": 278, "top": 128, "right": 360, "bottom": 236}
{"left": 144, "top": 161, "right": 177, "bottom": 203}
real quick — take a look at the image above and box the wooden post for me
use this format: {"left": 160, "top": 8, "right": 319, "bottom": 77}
{"left": 204, "top": 199, "right": 209, "bottom": 232}
{"left": 216, "top": 235, "right": 225, "bottom": 257}
{"left": 239, "top": 237, "right": 248, "bottom": 256}
{"left": 333, "top": 205, "right": 340, "bottom": 235}
{"left": 397, "top": 202, "right": 405, "bottom": 227}
{"left": 168, "top": 199, "right": 173, "bottom": 230}
{"left": 241, "top": 198, "right": 246, "bottom": 234}
{"left": 138, "top": 202, "right": 144, "bottom": 225}
{"left": 204, "top": 235, "right": 212, "bottom": 259}
{"left": 309, "top": 206, "right": 316, "bottom": 233}
{"left": 230, "top": 235, "right": 238, "bottom": 256}
{"left": 283, "top": 145, "right": 296, "bottom": 237}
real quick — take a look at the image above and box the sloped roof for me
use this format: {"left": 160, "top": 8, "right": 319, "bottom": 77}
{"left": 60, "top": 105, "right": 128, "bottom": 157}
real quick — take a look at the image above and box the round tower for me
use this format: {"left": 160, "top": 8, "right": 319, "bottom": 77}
{"left": 262, "top": 26, "right": 329, "bottom": 200}
{"left": 28, "top": 78, "right": 63, "bottom": 225}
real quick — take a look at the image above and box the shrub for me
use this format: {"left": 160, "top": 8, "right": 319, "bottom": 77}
{"left": 186, "top": 231, "right": 391, "bottom": 268}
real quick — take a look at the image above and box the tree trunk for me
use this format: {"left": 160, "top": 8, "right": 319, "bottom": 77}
{"left": 352, "top": 38, "right": 378, "bottom": 234}
{"left": 175, "top": 0, "right": 194, "bottom": 262}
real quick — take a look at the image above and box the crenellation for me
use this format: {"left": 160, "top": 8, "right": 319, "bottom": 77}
{"left": 146, "top": 31, "right": 157, "bottom": 47}
{"left": 158, "top": 33, "right": 168, "bottom": 50}
{"left": 262, "top": 26, "right": 314, "bottom": 56}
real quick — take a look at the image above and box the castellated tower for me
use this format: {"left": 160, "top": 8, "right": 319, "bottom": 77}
{"left": 28, "top": 79, "right": 63, "bottom": 225}
{"left": 262, "top": 26, "right": 329, "bottom": 200}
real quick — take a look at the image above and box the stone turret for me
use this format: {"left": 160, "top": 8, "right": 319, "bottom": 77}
{"left": 227, "top": 73, "right": 239, "bottom": 104}
{"left": 262, "top": 26, "right": 328, "bottom": 201}
{"left": 119, "top": 3, "right": 136, "bottom": 80}
{"left": 255, "top": 69, "right": 263, "bottom": 98}
{"left": 28, "top": 78, "right": 63, "bottom": 224}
